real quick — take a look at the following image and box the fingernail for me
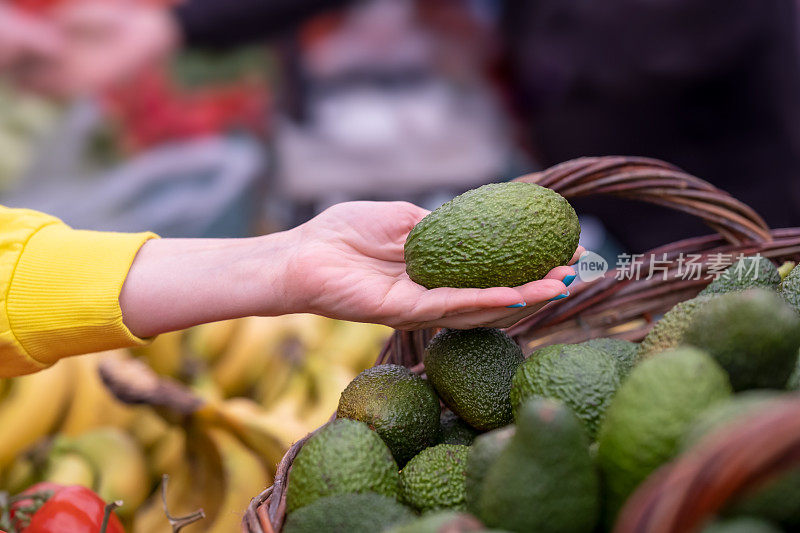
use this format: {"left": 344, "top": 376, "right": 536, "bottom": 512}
{"left": 562, "top": 274, "right": 576, "bottom": 287}
{"left": 548, "top": 291, "right": 570, "bottom": 302}
{"left": 506, "top": 302, "right": 527, "bottom": 308}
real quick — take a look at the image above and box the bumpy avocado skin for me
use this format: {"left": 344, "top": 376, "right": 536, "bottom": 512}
{"left": 479, "top": 399, "right": 599, "bottom": 533}
{"left": 637, "top": 295, "right": 715, "bottom": 360}
{"left": 699, "top": 256, "right": 780, "bottom": 296}
{"left": 400, "top": 444, "right": 469, "bottom": 513}
{"left": 285, "top": 419, "right": 400, "bottom": 513}
{"left": 438, "top": 409, "right": 481, "bottom": 446}
{"left": 597, "top": 348, "right": 732, "bottom": 520}
{"left": 425, "top": 328, "right": 524, "bottom": 431}
{"left": 465, "top": 425, "right": 515, "bottom": 516}
{"left": 511, "top": 343, "right": 621, "bottom": 439}
{"left": 779, "top": 264, "right": 800, "bottom": 313}
{"left": 338, "top": 364, "right": 441, "bottom": 466}
{"left": 581, "top": 338, "right": 639, "bottom": 379}
{"left": 404, "top": 182, "right": 580, "bottom": 289}
{"left": 284, "top": 493, "right": 415, "bottom": 533}
{"left": 683, "top": 289, "right": 800, "bottom": 391}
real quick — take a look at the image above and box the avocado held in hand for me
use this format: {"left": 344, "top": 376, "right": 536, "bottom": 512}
{"left": 404, "top": 182, "right": 580, "bottom": 289}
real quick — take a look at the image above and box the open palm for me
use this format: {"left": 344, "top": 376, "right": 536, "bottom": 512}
{"left": 288, "top": 201, "right": 580, "bottom": 330}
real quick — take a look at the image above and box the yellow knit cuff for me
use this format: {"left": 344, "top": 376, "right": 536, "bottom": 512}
{"left": 7, "top": 224, "right": 159, "bottom": 366}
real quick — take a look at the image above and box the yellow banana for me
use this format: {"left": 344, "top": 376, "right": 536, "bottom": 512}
{"left": 132, "top": 330, "right": 185, "bottom": 377}
{"left": 253, "top": 348, "right": 304, "bottom": 407}
{"left": 59, "top": 351, "right": 135, "bottom": 436}
{"left": 51, "top": 428, "right": 150, "bottom": 517}
{"left": 1, "top": 455, "right": 37, "bottom": 494}
{"left": 300, "top": 357, "right": 354, "bottom": 429}
{"left": 186, "top": 319, "right": 241, "bottom": 365}
{"left": 147, "top": 426, "right": 187, "bottom": 480}
{"left": 127, "top": 407, "right": 172, "bottom": 451}
{"left": 189, "top": 370, "right": 224, "bottom": 404}
{"left": 202, "top": 427, "right": 270, "bottom": 533}
{"left": 282, "top": 313, "right": 335, "bottom": 351}
{"left": 322, "top": 320, "right": 392, "bottom": 372}
{"left": 43, "top": 451, "right": 96, "bottom": 488}
{"left": 0, "top": 361, "right": 74, "bottom": 472}
{"left": 211, "top": 316, "right": 290, "bottom": 397}
{"left": 217, "top": 398, "right": 301, "bottom": 467}
{"left": 133, "top": 459, "right": 200, "bottom": 533}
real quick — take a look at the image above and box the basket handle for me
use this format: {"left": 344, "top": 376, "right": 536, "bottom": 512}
{"left": 515, "top": 156, "right": 771, "bottom": 245}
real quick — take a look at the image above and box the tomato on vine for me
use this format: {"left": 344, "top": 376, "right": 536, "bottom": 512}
{"left": 1, "top": 482, "right": 124, "bottom": 533}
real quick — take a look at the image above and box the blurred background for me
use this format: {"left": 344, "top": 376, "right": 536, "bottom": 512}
{"left": 2, "top": 0, "right": 800, "bottom": 529}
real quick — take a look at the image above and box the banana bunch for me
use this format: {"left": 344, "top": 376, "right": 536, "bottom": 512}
{"left": 133, "top": 424, "right": 269, "bottom": 533}
{"left": 0, "top": 315, "right": 391, "bottom": 530}
{"left": 0, "top": 360, "right": 75, "bottom": 475}
{"left": 43, "top": 428, "right": 150, "bottom": 519}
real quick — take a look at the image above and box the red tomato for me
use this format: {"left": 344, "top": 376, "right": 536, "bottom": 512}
{"left": 10, "top": 483, "right": 124, "bottom": 533}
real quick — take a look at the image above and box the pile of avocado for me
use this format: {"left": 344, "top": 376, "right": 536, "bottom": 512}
{"left": 283, "top": 181, "right": 800, "bottom": 533}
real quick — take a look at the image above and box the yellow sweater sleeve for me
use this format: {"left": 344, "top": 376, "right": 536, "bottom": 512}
{"left": 0, "top": 206, "right": 158, "bottom": 377}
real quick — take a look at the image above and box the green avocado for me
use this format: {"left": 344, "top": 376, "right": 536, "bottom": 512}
{"left": 438, "top": 409, "right": 481, "bottom": 446}
{"left": 465, "top": 425, "right": 515, "bottom": 516}
{"left": 404, "top": 182, "right": 580, "bottom": 289}
{"left": 479, "top": 399, "right": 599, "bottom": 533}
{"left": 699, "top": 256, "right": 780, "bottom": 296}
{"left": 779, "top": 264, "right": 800, "bottom": 313}
{"left": 680, "top": 390, "right": 782, "bottom": 450}
{"left": 682, "top": 392, "right": 800, "bottom": 529}
{"left": 597, "top": 348, "right": 732, "bottom": 519}
{"left": 283, "top": 493, "right": 415, "bottom": 533}
{"left": 510, "top": 343, "right": 621, "bottom": 439}
{"left": 337, "top": 364, "right": 441, "bottom": 466}
{"left": 580, "top": 338, "right": 639, "bottom": 379}
{"left": 285, "top": 419, "right": 399, "bottom": 513}
{"left": 637, "top": 295, "right": 716, "bottom": 360}
{"left": 683, "top": 289, "right": 800, "bottom": 390}
{"left": 425, "top": 328, "right": 524, "bottom": 431}
{"left": 399, "top": 444, "right": 469, "bottom": 513}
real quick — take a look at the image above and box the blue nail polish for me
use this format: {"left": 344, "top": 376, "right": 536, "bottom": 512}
{"left": 506, "top": 302, "right": 527, "bottom": 308}
{"left": 562, "top": 274, "right": 576, "bottom": 287}
{"left": 548, "top": 291, "right": 570, "bottom": 302}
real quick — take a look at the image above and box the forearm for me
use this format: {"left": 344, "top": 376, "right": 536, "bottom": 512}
{"left": 119, "top": 231, "right": 298, "bottom": 338}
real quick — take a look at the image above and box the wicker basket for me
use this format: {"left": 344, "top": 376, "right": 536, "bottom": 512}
{"left": 242, "top": 156, "right": 800, "bottom": 533}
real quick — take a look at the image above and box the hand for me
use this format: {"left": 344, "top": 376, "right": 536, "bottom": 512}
{"left": 120, "top": 201, "right": 581, "bottom": 337}
{"left": 283, "top": 201, "right": 580, "bottom": 330}
{"left": 0, "top": 4, "right": 63, "bottom": 92}
{"left": 49, "top": 1, "right": 178, "bottom": 95}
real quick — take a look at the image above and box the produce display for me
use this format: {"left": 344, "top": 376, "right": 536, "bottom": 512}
{"left": 0, "top": 315, "right": 391, "bottom": 532}
{"left": 275, "top": 182, "right": 800, "bottom": 533}
{"left": 3, "top": 177, "right": 800, "bottom": 533}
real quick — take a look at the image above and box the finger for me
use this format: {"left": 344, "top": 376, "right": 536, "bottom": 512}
{"left": 569, "top": 246, "right": 585, "bottom": 266}
{"left": 513, "top": 278, "right": 569, "bottom": 304}
{"left": 412, "top": 285, "right": 528, "bottom": 319}
{"left": 542, "top": 265, "right": 575, "bottom": 282}
{"left": 422, "top": 302, "right": 547, "bottom": 330}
